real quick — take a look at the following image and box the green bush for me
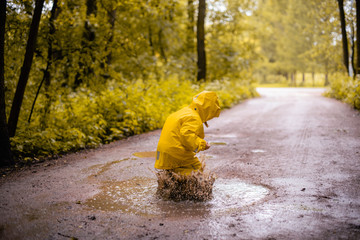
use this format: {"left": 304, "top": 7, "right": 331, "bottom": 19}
{"left": 325, "top": 73, "right": 360, "bottom": 110}
{"left": 10, "top": 77, "right": 258, "bottom": 161}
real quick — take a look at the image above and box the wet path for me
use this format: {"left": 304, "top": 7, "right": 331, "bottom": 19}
{"left": 1, "top": 88, "right": 360, "bottom": 239}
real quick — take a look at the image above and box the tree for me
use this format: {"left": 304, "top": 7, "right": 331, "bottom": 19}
{"left": 105, "top": 5, "right": 116, "bottom": 66}
{"left": 187, "top": 0, "right": 195, "bottom": 52}
{"left": 206, "top": 0, "right": 258, "bottom": 81}
{"left": 307, "top": 0, "right": 341, "bottom": 84}
{"left": 197, "top": 0, "right": 206, "bottom": 81}
{"left": 0, "top": 0, "right": 13, "bottom": 166}
{"left": 255, "top": 0, "right": 342, "bottom": 85}
{"left": 7, "top": 0, "right": 45, "bottom": 137}
{"left": 74, "top": 0, "right": 97, "bottom": 87}
{"left": 337, "top": 0, "right": 350, "bottom": 75}
{"left": 28, "top": 0, "right": 59, "bottom": 126}
{"left": 356, "top": 0, "right": 360, "bottom": 75}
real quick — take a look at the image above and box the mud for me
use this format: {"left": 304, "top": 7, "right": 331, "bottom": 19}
{"left": 1, "top": 88, "right": 360, "bottom": 239}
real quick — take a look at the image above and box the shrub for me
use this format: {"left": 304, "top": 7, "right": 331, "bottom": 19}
{"left": 325, "top": 73, "right": 360, "bottom": 110}
{"left": 10, "top": 77, "right": 258, "bottom": 161}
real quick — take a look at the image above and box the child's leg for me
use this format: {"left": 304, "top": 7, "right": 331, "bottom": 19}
{"left": 172, "top": 158, "right": 202, "bottom": 175}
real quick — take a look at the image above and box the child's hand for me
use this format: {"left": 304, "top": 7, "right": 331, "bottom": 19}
{"left": 205, "top": 142, "right": 210, "bottom": 150}
{"left": 197, "top": 140, "right": 210, "bottom": 152}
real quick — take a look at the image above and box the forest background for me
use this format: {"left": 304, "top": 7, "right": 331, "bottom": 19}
{"left": 0, "top": 0, "right": 359, "bottom": 166}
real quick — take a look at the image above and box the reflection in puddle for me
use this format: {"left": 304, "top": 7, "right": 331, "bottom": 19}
{"left": 84, "top": 177, "right": 269, "bottom": 218}
{"left": 132, "top": 151, "right": 156, "bottom": 158}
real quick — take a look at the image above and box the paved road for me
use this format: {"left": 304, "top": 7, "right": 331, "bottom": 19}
{"left": 0, "top": 88, "right": 359, "bottom": 239}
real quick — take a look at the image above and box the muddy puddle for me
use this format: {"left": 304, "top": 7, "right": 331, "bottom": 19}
{"left": 209, "top": 142, "right": 227, "bottom": 146}
{"left": 84, "top": 177, "right": 269, "bottom": 218}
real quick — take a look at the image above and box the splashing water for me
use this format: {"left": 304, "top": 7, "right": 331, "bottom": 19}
{"left": 155, "top": 156, "right": 216, "bottom": 202}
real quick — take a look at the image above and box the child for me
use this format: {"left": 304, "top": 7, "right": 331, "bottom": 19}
{"left": 155, "top": 91, "right": 221, "bottom": 175}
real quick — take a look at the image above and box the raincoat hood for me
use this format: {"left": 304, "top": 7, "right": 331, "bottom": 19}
{"left": 190, "top": 91, "right": 221, "bottom": 123}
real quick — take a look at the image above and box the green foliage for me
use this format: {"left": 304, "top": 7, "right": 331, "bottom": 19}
{"left": 3, "top": 0, "right": 261, "bottom": 162}
{"left": 254, "top": 0, "right": 343, "bottom": 84}
{"left": 10, "top": 76, "right": 257, "bottom": 160}
{"left": 325, "top": 73, "right": 360, "bottom": 110}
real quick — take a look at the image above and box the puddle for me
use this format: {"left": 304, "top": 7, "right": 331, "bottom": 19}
{"left": 132, "top": 151, "right": 156, "bottom": 158}
{"left": 251, "top": 149, "right": 266, "bottom": 153}
{"left": 83, "top": 158, "right": 135, "bottom": 179}
{"left": 84, "top": 177, "right": 269, "bottom": 218}
{"left": 207, "top": 134, "right": 237, "bottom": 138}
{"left": 81, "top": 158, "right": 137, "bottom": 181}
{"left": 209, "top": 142, "right": 227, "bottom": 146}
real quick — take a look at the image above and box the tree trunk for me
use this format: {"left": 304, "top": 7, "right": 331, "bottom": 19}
{"left": 28, "top": 0, "right": 59, "bottom": 126}
{"left": 148, "top": 25, "right": 155, "bottom": 56}
{"left": 324, "top": 61, "right": 330, "bottom": 86}
{"left": 0, "top": 0, "right": 13, "bottom": 166}
{"left": 74, "top": 0, "right": 97, "bottom": 87}
{"left": 7, "top": 0, "right": 45, "bottom": 137}
{"left": 187, "top": 0, "right": 195, "bottom": 52}
{"left": 356, "top": 0, "right": 360, "bottom": 76}
{"left": 302, "top": 72, "right": 305, "bottom": 85}
{"left": 325, "top": 73, "right": 329, "bottom": 86}
{"left": 337, "top": 0, "right": 350, "bottom": 75}
{"left": 350, "top": 20, "right": 356, "bottom": 78}
{"left": 106, "top": 9, "right": 116, "bottom": 65}
{"left": 197, "top": 0, "right": 206, "bottom": 81}
{"left": 312, "top": 72, "right": 315, "bottom": 87}
{"left": 158, "top": 29, "right": 167, "bottom": 63}
{"left": 290, "top": 72, "right": 297, "bottom": 86}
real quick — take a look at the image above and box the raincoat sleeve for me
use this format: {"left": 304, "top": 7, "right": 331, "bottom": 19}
{"left": 179, "top": 117, "right": 206, "bottom": 152}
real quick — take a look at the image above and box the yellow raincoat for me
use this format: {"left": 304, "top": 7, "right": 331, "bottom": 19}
{"left": 155, "top": 91, "right": 221, "bottom": 175}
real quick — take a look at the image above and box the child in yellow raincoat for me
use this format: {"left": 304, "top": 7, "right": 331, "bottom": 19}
{"left": 155, "top": 91, "right": 221, "bottom": 175}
